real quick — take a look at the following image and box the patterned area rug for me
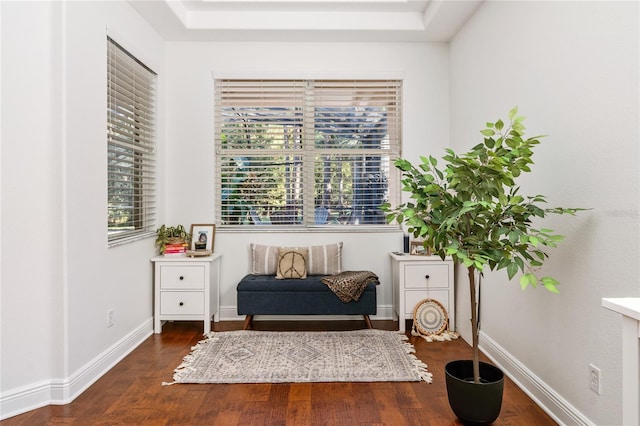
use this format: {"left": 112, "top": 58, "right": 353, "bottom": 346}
{"left": 166, "top": 329, "right": 432, "bottom": 384}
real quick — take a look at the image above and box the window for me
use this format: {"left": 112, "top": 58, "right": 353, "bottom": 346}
{"left": 214, "top": 79, "right": 401, "bottom": 228}
{"left": 107, "top": 37, "right": 157, "bottom": 245}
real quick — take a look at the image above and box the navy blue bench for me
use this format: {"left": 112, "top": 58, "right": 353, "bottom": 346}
{"left": 237, "top": 274, "right": 377, "bottom": 329}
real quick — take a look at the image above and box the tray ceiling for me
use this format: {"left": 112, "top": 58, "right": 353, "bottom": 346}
{"left": 128, "top": 0, "right": 483, "bottom": 42}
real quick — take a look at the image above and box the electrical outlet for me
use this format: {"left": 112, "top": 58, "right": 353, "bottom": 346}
{"left": 107, "top": 309, "right": 114, "bottom": 328}
{"left": 589, "top": 364, "right": 601, "bottom": 394}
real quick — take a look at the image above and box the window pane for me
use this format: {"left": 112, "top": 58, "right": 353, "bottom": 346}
{"left": 220, "top": 107, "right": 304, "bottom": 150}
{"left": 315, "top": 107, "right": 390, "bottom": 149}
{"left": 219, "top": 155, "right": 304, "bottom": 225}
{"left": 314, "top": 154, "right": 389, "bottom": 225}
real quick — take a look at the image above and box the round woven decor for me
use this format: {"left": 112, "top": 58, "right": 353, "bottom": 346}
{"left": 413, "top": 298, "right": 448, "bottom": 336}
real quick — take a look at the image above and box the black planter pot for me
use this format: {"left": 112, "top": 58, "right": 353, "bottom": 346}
{"left": 445, "top": 360, "right": 505, "bottom": 425}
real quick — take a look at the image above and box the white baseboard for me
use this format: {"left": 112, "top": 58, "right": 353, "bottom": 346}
{"left": 1, "top": 319, "right": 153, "bottom": 421}
{"left": 0, "top": 380, "right": 53, "bottom": 421}
{"left": 218, "top": 304, "right": 395, "bottom": 322}
{"left": 479, "top": 331, "right": 594, "bottom": 426}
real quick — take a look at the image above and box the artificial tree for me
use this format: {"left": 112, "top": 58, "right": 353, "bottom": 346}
{"left": 383, "top": 107, "right": 582, "bottom": 383}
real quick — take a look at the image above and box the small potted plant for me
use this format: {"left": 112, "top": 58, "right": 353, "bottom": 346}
{"left": 382, "top": 108, "right": 583, "bottom": 423}
{"left": 155, "top": 224, "right": 190, "bottom": 254}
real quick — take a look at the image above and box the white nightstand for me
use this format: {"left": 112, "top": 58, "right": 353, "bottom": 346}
{"left": 389, "top": 252, "right": 455, "bottom": 333}
{"left": 151, "top": 253, "right": 222, "bottom": 334}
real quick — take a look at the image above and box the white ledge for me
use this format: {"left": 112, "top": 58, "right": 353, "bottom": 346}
{"left": 601, "top": 296, "right": 640, "bottom": 425}
{"left": 602, "top": 297, "right": 640, "bottom": 321}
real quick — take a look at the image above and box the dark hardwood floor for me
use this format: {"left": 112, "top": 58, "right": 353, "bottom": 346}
{"left": 2, "top": 320, "right": 556, "bottom": 425}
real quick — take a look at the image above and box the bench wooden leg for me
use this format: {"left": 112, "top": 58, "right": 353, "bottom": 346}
{"left": 242, "top": 315, "right": 253, "bottom": 330}
{"left": 364, "top": 315, "right": 373, "bottom": 329}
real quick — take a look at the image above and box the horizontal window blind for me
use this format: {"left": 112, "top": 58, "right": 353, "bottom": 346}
{"left": 107, "top": 37, "right": 157, "bottom": 244}
{"left": 215, "top": 79, "right": 401, "bottom": 228}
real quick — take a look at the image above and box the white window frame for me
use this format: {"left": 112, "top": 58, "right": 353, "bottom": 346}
{"left": 107, "top": 37, "right": 157, "bottom": 246}
{"left": 214, "top": 78, "right": 401, "bottom": 230}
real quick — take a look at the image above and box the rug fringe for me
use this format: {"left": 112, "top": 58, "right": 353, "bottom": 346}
{"left": 398, "top": 334, "right": 433, "bottom": 383}
{"left": 171, "top": 334, "right": 221, "bottom": 383}
{"left": 411, "top": 355, "right": 434, "bottom": 383}
{"left": 411, "top": 327, "right": 460, "bottom": 343}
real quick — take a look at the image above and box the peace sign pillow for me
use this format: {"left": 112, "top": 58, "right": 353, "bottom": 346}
{"left": 276, "top": 247, "right": 309, "bottom": 279}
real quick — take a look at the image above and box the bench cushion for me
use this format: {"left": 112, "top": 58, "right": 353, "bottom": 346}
{"left": 237, "top": 274, "right": 376, "bottom": 316}
{"left": 238, "top": 274, "right": 352, "bottom": 291}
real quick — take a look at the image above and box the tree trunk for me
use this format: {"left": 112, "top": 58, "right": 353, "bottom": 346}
{"left": 468, "top": 266, "right": 480, "bottom": 383}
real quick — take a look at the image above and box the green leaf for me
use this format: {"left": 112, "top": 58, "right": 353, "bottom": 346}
{"left": 481, "top": 129, "right": 495, "bottom": 137}
{"left": 497, "top": 257, "right": 511, "bottom": 270}
{"left": 541, "top": 277, "right": 560, "bottom": 293}
{"left": 495, "top": 119, "right": 504, "bottom": 131}
{"left": 508, "top": 106, "right": 519, "bottom": 121}
{"left": 508, "top": 231, "right": 519, "bottom": 244}
{"left": 520, "top": 276, "right": 528, "bottom": 290}
{"left": 520, "top": 272, "right": 537, "bottom": 290}
{"left": 514, "top": 256, "right": 524, "bottom": 271}
{"left": 507, "top": 262, "right": 518, "bottom": 280}
{"left": 533, "top": 250, "right": 547, "bottom": 260}
{"left": 395, "top": 159, "right": 412, "bottom": 171}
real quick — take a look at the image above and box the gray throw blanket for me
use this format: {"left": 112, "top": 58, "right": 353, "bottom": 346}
{"left": 321, "top": 270, "right": 379, "bottom": 303}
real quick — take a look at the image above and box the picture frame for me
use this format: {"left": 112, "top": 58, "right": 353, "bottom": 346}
{"left": 410, "top": 241, "right": 430, "bottom": 256}
{"left": 190, "top": 224, "right": 216, "bottom": 252}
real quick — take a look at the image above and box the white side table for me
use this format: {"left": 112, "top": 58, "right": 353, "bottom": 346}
{"left": 390, "top": 252, "right": 455, "bottom": 333}
{"left": 151, "top": 253, "right": 222, "bottom": 334}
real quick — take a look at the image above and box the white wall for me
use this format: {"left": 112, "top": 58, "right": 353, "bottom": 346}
{"left": 1, "top": 0, "right": 163, "bottom": 418}
{"left": 450, "top": 1, "right": 639, "bottom": 424}
{"left": 1, "top": 0, "right": 64, "bottom": 398}
{"left": 163, "top": 41, "right": 451, "bottom": 317}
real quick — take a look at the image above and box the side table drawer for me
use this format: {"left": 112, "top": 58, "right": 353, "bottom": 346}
{"left": 160, "top": 265, "right": 205, "bottom": 290}
{"left": 405, "top": 289, "right": 450, "bottom": 315}
{"left": 404, "top": 264, "right": 449, "bottom": 289}
{"left": 160, "top": 292, "right": 204, "bottom": 315}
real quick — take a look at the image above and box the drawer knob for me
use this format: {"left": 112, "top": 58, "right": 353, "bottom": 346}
{"left": 424, "top": 274, "right": 430, "bottom": 280}
{"left": 179, "top": 302, "right": 184, "bottom": 306}
{"left": 179, "top": 276, "right": 184, "bottom": 280}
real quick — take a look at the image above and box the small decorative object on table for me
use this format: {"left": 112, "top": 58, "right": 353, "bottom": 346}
{"left": 190, "top": 224, "right": 216, "bottom": 252}
{"left": 185, "top": 249, "right": 212, "bottom": 258}
{"left": 155, "top": 224, "right": 190, "bottom": 255}
{"left": 410, "top": 240, "right": 430, "bottom": 256}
